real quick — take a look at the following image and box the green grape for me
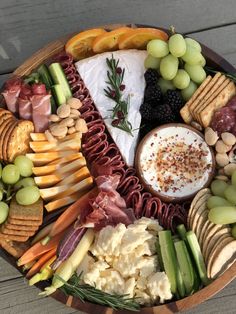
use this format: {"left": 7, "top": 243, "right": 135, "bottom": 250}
{"left": 0, "top": 190, "right": 3, "bottom": 201}
{"left": 208, "top": 206, "right": 236, "bottom": 224}
{"left": 16, "top": 186, "right": 40, "bottom": 205}
{"left": 147, "top": 39, "right": 169, "bottom": 58}
{"left": 231, "top": 170, "right": 236, "bottom": 186}
{"left": 198, "top": 54, "right": 206, "bottom": 67}
{"left": 0, "top": 202, "right": 9, "bottom": 224}
{"left": 172, "top": 69, "right": 190, "bottom": 89}
{"left": 207, "top": 196, "right": 232, "bottom": 209}
{"left": 2, "top": 164, "right": 20, "bottom": 185}
{"left": 211, "top": 180, "right": 228, "bottom": 198}
{"left": 14, "top": 177, "right": 36, "bottom": 191}
{"left": 14, "top": 155, "right": 33, "bottom": 177}
{"left": 181, "top": 45, "right": 203, "bottom": 65}
{"left": 158, "top": 78, "right": 176, "bottom": 93}
{"left": 232, "top": 223, "right": 236, "bottom": 238}
{"left": 184, "top": 63, "right": 206, "bottom": 84}
{"left": 181, "top": 80, "right": 198, "bottom": 101}
{"left": 160, "top": 54, "right": 179, "bottom": 80}
{"left": 185, "top": 38, "right": 202, "bottom": 52}
{"left": 168, "top": 34, "right": 186, "bottom": 57}
{"left": 0, "top": 163, "right": 2, "bottom": 179}
{"left": 224, "top": 185, "right": 236, "bottom": 205}
{"left": 144, "top": 55, "right": 161, "bottom": 69}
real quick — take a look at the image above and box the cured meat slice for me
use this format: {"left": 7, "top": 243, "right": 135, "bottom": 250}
{"left": 18, "top": 84, "right": 32, "bottom": 120}
{"left": 2, "top": 78, "right": 22, "bottom": 113}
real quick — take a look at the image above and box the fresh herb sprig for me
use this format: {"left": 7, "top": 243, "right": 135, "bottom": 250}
{"left": 104, "top": 55, "right": 133, "bottom": 135}
{"left": 205, "top": 66, "right": 236, "bottom": 83}
{"left": 58, "top": 273, "right": 140, "bottom": 311}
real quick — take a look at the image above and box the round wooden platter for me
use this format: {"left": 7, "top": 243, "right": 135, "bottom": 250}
{"left": 1, "top": 23, "right": 236, "bottom": 314}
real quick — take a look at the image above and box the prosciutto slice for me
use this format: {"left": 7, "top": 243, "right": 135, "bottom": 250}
{"left": 31, "top": 83, "right": 51, "bottom": 132}
{"left": 18, "top": 84, "right": 32, "bottom": 120}
{"left": 78, "top": 175, "right": 135, "bottom": 231}
{"left": 2, "top": 77, "right": 22, "bottom": 113}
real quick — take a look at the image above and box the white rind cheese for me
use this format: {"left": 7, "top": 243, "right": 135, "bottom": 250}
{"left": 75, "top": 49, "right": 147, "bottom": 166}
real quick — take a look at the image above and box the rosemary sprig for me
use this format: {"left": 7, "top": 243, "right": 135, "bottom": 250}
{"left": 58, "top": 273, "right": 140, "bottom": 311}
{"left": 104, "top": 55, "right": 133, "bottom": 135}
{"left": 205, "top": 66, "right": 236, "bottom": 83}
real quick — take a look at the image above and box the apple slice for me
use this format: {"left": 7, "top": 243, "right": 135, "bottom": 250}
{"left": 40, "top": 176, "right": 94, "bottom": 201}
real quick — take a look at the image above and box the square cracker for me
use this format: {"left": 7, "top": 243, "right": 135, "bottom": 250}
{"left": 0, "top": 232, "right": 29, "bottom": 242}
{"left": 200, "top": 81, "right": 236, "bottom": 127}
{"left": 8, "top": 197, "right": 43, "bottom": 221}
{"left": 7, "top": 217, "right": 42, "bottom": 226}
{"left": 0, "top": 238, "right": 30, "bottom": 258}
{"left": 7, "top": 120, "right": 34, "bottom": 162}
{"left": 193, "top": 74, "right": 227, "bottom": 121}
{"left": 180, "top": 75, "right": 212, "bottom": 123}
{"left": 2, "top": 222, "right": 39, "bottom": 231}
{"left": 1, "top": 227, "right": 36, "bottom": 237}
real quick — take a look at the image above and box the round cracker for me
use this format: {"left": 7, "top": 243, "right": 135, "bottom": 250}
{"left": 195, "top": 210, "right": 208, "bottom": 241}
{"left": 207, "top": 236, "right": 236, "bottom": 278}
{"left": 7, "top": 120, "right": 34, "bottom": 162}
{"left": 210, "top": 239, "right": 236, "bottom": 279}
{"left": 189, "top": 192, "right": 211, "bottom": 231}
{"left": 0, "top": 117, "right": 16, "bottom": 160}
{"left": 3, "top": 120, "right": 18, "bottom": 162}
{"left": 206, "top": 229, "right": 231, "bottom": 264}
{"left": 187, "top": 188, "right": 211, "bottom": 228}
{"left": 199, "top": 220, "right": 212, "bottom": 248}
{"left": 202, "top": 224, "right": 225, "bottom": 257}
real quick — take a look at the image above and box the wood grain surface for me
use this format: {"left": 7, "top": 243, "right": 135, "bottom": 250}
{"left": 1, "top": 0, "right": 236, "bottom": 313}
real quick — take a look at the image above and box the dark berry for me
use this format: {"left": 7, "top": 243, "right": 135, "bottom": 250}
{"left": 144, "top": 84, "right": 162, "bottom": 104}
{"left": 154, "top": 103, "right": 177, "bottom": 124}
{"left": 110, "top": 90, "right": 116, "bottom": 98}
{"left": 112, "top": 119, "right": 120, "bottom": 126}
{"left": 120, "top": 84, "right": 126, "bottom": 91}
{"left": 144, "top": 69, "right": 159, "bottom": 85}
{"left": 116, "top": 67, "right": 122, "bottom": 74}
{"left": 164, "top": 90, "right": 184, "bottom": 115}
{"left": 140, "top": 102, "right": 154, "bottom": 121}
{"left": 117, "top": 111, "right": 124, "bottom": 119}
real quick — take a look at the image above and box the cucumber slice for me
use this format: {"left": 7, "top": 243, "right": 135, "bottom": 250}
{"left": 156, "top": 239, "right": 164, "bottom": 271}
{"left": 38, "top": 64, "right": 54, "bottom": 90}
{"left": 186, "top": 231, "right": 210, "bottom": 286}
{"left": 159, "top": 230, "right": 178, "bottom": 294}
{"left": 51, "top": 84, "right": 67, "bottom": 106}
{"left": 49, "top": 63, "right": 72, "bottom": 100}
{"left": 176, "top": 263, "right": 185, "bottom": 298}
{"left": 174, "top": 240, "right": 195, "bottom": 295}
{"left": 176, "top": 224, "right": 187, "bottom": 240}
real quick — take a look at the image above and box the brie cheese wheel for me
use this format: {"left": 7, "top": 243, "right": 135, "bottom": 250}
{"left": 75, "top": 49, "right": 147, "bottom": 166}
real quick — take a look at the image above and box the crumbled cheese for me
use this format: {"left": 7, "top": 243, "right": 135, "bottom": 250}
{"left": 81, "top": 218, "right": 173, "bottom": 305}
{"left": 147, "top": 272, "right": 172, "bottom": 303}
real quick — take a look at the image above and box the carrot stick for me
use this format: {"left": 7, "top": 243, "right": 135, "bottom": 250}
{"left": 43, "top": 187, "right": 98, "bottom": 244}
{"left": 31, "top": 222, "right": 55, "bottom": 245}
{"left": 26, "top": 247, "right": 57, "bottom": 278}
{"left": 17, "top": 230, "right": 64, "bottom": 267}
{"left": 28, "top": 255, "right": 56, "bottom": 286}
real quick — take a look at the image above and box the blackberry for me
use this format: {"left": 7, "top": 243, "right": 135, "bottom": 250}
{"left": 140, "top": 102, "right": 154, "bottom": 121}
{"left": 154, "top": 103, "right": 177, "bottom": 124}
{"left": 144, "top": 69, "right": 159, "bottom": 85}
{"left": 164, "top": 90, "right": 184, "bottom": 115}
{"left": 144, "top": 84, "right": 162, "bottom": 104}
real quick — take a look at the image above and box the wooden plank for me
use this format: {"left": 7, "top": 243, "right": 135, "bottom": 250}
{"left": 1, "top": 0, "right": 236, "bottom": 72}
{"left": 0, "top": 277, "right": 79, "bottom": 314}
{"left": 0, "top": 257, "right": 22, "bottom": 282}
{"left": 186, "top": 24, "right": 236, "bottom": 68}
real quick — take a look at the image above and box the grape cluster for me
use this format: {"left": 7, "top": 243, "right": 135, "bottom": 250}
{"left": 145, "top": 33, "right": 207, "bottom": 101}
{"left": 0, "top": 155, "right": 40, "bottom": 224}
{"left": 208, "top": 177, "right": 236, "bottom": 239}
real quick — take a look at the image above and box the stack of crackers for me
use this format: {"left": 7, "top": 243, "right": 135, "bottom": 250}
{"left": 180, "top": 73, "right": 236, "bottom": 128}
{"left": 0, "top": 197, "right": 43, "bottom": 257}
{"left": 0, "top": 108, "right": 34, "bottom": 162}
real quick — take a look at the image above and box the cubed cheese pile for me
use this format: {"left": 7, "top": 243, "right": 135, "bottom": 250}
{"left": 77, "top": 217, "right": 172, "bottom": 305}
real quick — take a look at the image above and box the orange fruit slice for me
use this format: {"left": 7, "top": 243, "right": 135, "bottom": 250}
{"left": 65, "top": 28, "right": 107, "bottom": 60}
{"left": 118, "top": 28, "right": 169, "bottom": 50}
{"left": 92, "top": 27, "right": 131, "bottom": 53}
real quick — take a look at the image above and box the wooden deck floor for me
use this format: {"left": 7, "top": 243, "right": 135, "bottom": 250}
{"left": 0, "top": 0, "right": 236, "bottom": 313}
